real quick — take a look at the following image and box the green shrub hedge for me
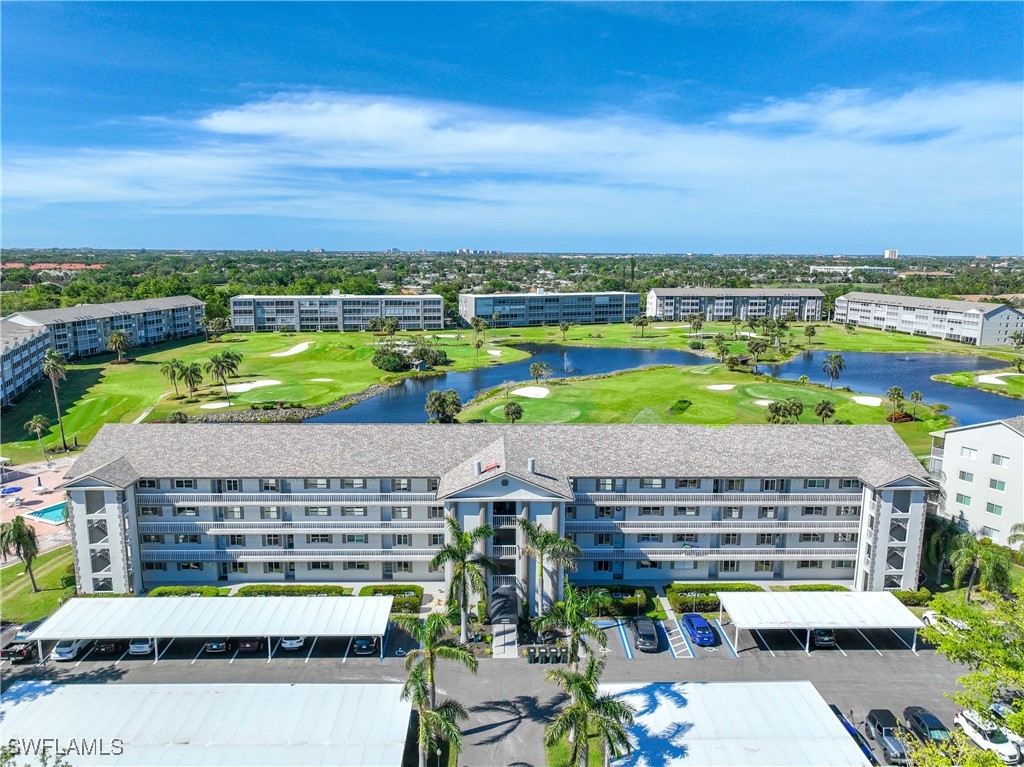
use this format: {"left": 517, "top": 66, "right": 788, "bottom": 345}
{"left": 149, "top": 586, "right": 222, "bottom": 597}
{"left": 579, "top": 585, "right": 650, "bottom": 616}
{"left": 785, "top": 584, "right": 851, "bottom": 592}
{"left": 358, "top": 584, "right": 424, "bottom": 614}
{"left": 234, "top": 585, "right": 352, "bottom": 597}
{"left": 891, "top": 587, "right": 932, "bottom": 606}
{"left": 666, "top": 582, "right": 763, "bottom": 613}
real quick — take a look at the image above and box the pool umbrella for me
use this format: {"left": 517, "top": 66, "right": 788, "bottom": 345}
{"left": 37, "top": 477, "right": 42, "bottom": 487}
{"left": 1, "top": 486, "right": 23, "bottom": 495}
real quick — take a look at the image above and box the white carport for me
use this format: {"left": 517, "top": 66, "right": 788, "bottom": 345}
{"left": 1, "top": 681, "right": 411, "bottom": 766}
{"left": 718, "top": 590, "right": 924, "bottom": 654}
{"left": 27, "top": 595, "right": 393, "bottom": 661}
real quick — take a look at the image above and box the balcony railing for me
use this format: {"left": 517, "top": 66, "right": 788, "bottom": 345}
{"left": 565, "top": 520, "right": 860, "bottom": 534}
{"left": 141, "top": 548, "right": 437, "bottom": 563}
{"left": 492, "top": 545, "right": 519, "bottom": 558}
{"left": 578, "top": 547, "right": 855, "bottom": 562}
{"left": 492, "top": 515, "right": 519, "bottom": 528}
{"left": 137, "top": 520, "right": 445, "bottom": 535}
{"left": 135, "top": 492, "right": 438, "bottom": 506}
{"left": 573, "top": 492, "right": 862, "bottom": 506}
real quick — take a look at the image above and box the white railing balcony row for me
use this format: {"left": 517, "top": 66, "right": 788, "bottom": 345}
{"left": 141, "top": 548, "right": 438, "bottom": 563}
{"left": 491, "top": 515, "right": 519, "bottom": 527}
{"left": 135, "top": 492, "right": 439, "bottom": 506}
{"left": 137, "top": 520, "right": 445, "bottom": 535}
{"left": 578, "top": 547, "right": 855, "bottom": 562}
{"left": 573, "top": 492, "right": 862, "bottom": 506}
{"left": 492, "top": 545, "right": 519, "bottom": 558}
{"left": 564, "top": 520, "right": 861, "bottom": 534}
{"left": 492, "top": 574, "right": 521, "bottom": 589}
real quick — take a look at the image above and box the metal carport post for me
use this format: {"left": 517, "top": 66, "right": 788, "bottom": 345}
{"left": 805, "top": 629, "right": 811, "bottom": 654}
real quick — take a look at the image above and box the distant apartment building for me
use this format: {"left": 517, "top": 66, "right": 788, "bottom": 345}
{"left": 809, "top": 265, "right": 895, "bottom": 277}
{"left": 62, "top": 423, "right": 932, "bottom": 604}
{"left": 645, "top": 289, "right": 824, "bottom": 322}
{"left": 884, "top": 250, "right": 899, "bottom": 259}
{"left": 230, "top": 291, "right": 444, "bottom": 332}
{"left": 833, "top": 292, "right": 1024, "bottom": 345}
{"left": 929, "top": 418, "right": 1023, "bottom": 546}
{"left": 458, "top": 290, "right": 641, "bottom": 328}
{"left": 1, "top": 318, "right": 52, "bottom": 407}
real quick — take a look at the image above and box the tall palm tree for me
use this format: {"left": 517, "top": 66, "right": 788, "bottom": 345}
{"left": 910, "top": 390, "right": 923, "bottom": 419}
{"left": 1, "top": 517, "right": 40, "bottom": 592}
{"left": 814, "top": 399, "right": 836, "bottom": 424}
{"left": 730, "top": 316, "right": 741, "bottom": 339}
{"left": 180, "top": 363, "right": 204, "bottom": 399}
{"left": 205, "top": 353, "right": 234, "bottom": 404}
{"left": 886, "top": 386, "right": 905, "bottom": 417}
{"left": 518, "top": 518, "right": 582, "bottom": 613}
{"left": 533, "top": 583, "right": 609, "bottom": 668}
{"left": 161, "top": 358, "right": 184, "bottom": 397}
{"left": 106, "top": 329, "right": 132, "bottom": 362}
{"left": 24, "top": 414, "right": 50, "bottom": 462}
{"left": 1008, "top": 522, "right": 1024, "bottom": 551}
{"left": 503, "top": 402, "right": 523, "bottom": 424}
{"left": 431, "top": 518, "right": 498, "bottom": 642}
{"left": 545, "top": 656, "right": 635, "bottom": 767}
{"left": 559, "top": 321, "right": 570, "bottom": 341}
{"left": 41, "top": 348, "right": 69, "bottom": 451}
{"left": 821, "top": 353, "right": 846, "bottom": 389}
{"left": 926, "top": 516, "right": 961, "bottom": 585}
{"left": 949, "top": 533, "right": 1013, "bottom": 601}
{"left": 393, "top": 608, "right": 478, "bottom": 710}
{"left": 403, "top": 662, "right": 467, "bottom": 767}
{"left": 221, "top": 349, "right": 243, "bottom": 373}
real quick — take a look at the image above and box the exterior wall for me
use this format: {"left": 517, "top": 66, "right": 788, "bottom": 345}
{"left": 855, "top": 485, "right": 928, "bottom": 591}
{"left": 1, "top": 322, "right": 51, "bottom": 407}
{"left": 834, "top": 296, "right": 1024, "bottom": 345}
{"left": 230, "top": 294, "right": 444, "bottom": 332}
{"left": 458, "top": 292, "right": 642, "bottom": 328}
{"left": 646, "top": 291, "right": 823, "bottom": 322}
{"left": 67, "top": 486, "right": 139, "bottom": 594}
{"left": 930, "top": 423, "right": 1023, "bottom": 545}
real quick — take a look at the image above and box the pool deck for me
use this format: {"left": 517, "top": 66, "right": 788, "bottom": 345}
{"left": 1, "top": 458, "right": 73, "bottom": 552}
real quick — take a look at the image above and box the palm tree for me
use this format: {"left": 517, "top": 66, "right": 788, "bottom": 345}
{"left": 559, "top": 321, "right": 570, "bottom": 341}
{"left": 503, "top": 401, "right": 523, "bottom": 424}
{"left": 1, "top": 517, "right": 40, "bottom": 592}
{"left": 431, "top": 517, "right": 498, "bottom": 643}
{"left": 221, "top": 349, "right": 243, "bottom": 373}
{"left": 180, "top": 362, "right": 203, "bottom": 399}
{"left": 910, "top": 390, "right": 923, "bottom": 419}
{"left": 544, "top": 656, "right": 635, "bottom": 767}
{"left": 533, "top": 583, "right": 609, "bottom": 668}
{"left": 747, "top": 339, "right": 768, "bottom": 372}
{"left": 24, "top": 414, "right": 50, "bottom": 461}
{"left": 821, "top": 353, "right": 846, "bottom": 389}
{"left": 712, "top": 334, "right": 729, "bottom": 362}
{"left": 402, "top": 662, "right": 468, "bottom": 767}
{"left": 205, "top": 353, "right": 234, "bottom": 404}
{"left": 1008, "top": 522, "right": 1024, "bottom": 551}
{"left": 473, "top": 339, "right": 483, "bottom": 362}
{"left": 161, "top": 358, "right": 184, "bottom": 397}
{"left": 530, "top": 361, "right": 554, "bottom": 383}
{"left": 926, "top": 516, "right": 961, "bottom": 585}
{"left": 106, "top": 329, "right": 133, "bottom": 362}
{"left": 949, "top": 533, "right": 1013, "bottom": 601}
{"left": 689, "top": 314, "right": 703, "bottom": 338}
{"left": 886, "top": 386, "right": 905, "bottom": 417}
{"left": 803, "top": 324, "right": 817, "bottom": 345}
{"left": 730, "top": 316, "right": 741, "bottom": 339}
{"left": 393, "top": 608, "right": 478, "bottom": 711}
{"left": 518, "top": 519, "right": 582, "bottom": 613}
{"left": 814, "top": 399, "right": 836, "bottom": 424}
{"left": 41, "top": 348, "right": 69, "bottom": 451}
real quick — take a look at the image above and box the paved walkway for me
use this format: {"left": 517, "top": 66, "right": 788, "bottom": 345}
{"left": 1, "top": 457, "right": 73, "bottom": 552}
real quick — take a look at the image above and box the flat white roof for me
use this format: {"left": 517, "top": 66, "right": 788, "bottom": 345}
{"left": 718, "top": 591, "right": 924, "bottom": 631}
{"left": 605, "top": 680, "right": 871, "bottom": 767}
{"left": 1, "top": 682, "right": 410, "bottom": 767}
{"left": 27, "top": 596, "right": 393, "bottom": 641}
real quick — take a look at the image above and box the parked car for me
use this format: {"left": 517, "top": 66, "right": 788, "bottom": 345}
{"left": 864, "top": 709, "right": 910, "bottom": 765}
{"left": 954, "top": 710, "right": 1021, "bottom": 764}
{"left": 811, "top": 629, "right": 837, "bottom": 648}
{"left": 93, "top": 639, "right": 125, "bottom": 655}
{"left": 922, "top": 610, "right": 968, "bottom": 634}
{"left": 681, "top": 613, "right": 716, "bottom": 647}
{"left": 237, "top": 638, "right": 263, "bottom": 653}
{"left": 51, "top": 639, "right": 89, "bottom": 661}
{"left": 128, "top": 638, "right": 154, "bottom": 655}
{"left": 990, "top": 703, "right": 1024, "bottom": 750}
{"left": 204, "top": 639, "right": 230, "bottom": 653}
{"left": 280, "top": 637, "right": 305, "bottom": 651}
{"left": 352, "top": 636, "right": 379, "bottom": 655}
{"left": 1, "top": 641, "right": 38, "bottom": 664}
{"left": 631, "top": 618, "right": 659, "bottom": 652}
{"left": 829, "top": 705, "right": 880, "bottom": 766}
{"left": 903, "top": 706, "right": 952, "bottom": 744}
{"left": 13, "top": 619, "right": 45, "bottom": 643}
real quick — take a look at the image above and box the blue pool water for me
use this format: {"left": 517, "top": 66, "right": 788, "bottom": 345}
{"left": 27, "top": 502, "right": 67, "bottom": 525}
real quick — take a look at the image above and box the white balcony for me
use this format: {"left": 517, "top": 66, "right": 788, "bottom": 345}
{"left": 492, "top": 515, "right": 519, "bottom": 527}
{"left": 578, "top": 547, "right": 855, "bottom": 562}
{"left": 492, "top": 545, "right": 519, "bottom": 559}
{"left": 573, "top": 492, "right": 862, "bottom": 506}
{"left": 141, "top": 548, "right": 437, "bottom": 563}
{"left": 565, "top": 520, "right": 860, "bottom": 534}
{"left": 138, "top": 520, "right": 445, "bottom": 535}
{"left": 136, "top": 492, "right": 439, "bottom": 506}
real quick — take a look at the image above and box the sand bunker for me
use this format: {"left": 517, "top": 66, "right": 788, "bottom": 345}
{"left": 977, "top": 373, "right": 1024, "bottom": 385}
{"left": 434, "top": 333, "right": 458, "bottom": 338}
{"left": 200, "top": 402, "right": 231, "bottom": 410}
{"left": 736, "top": 332, "right": 759, "bottom": 337}
{"left": 706, "top": 384, "right": 736, "bottom": 391}
{"left": 270, "top": 342, "right": 311, "bottom": 357}
{"left": 310, "top": 378, "right": 332, "bottom": 382}
{"left": 513, "top": 386, "right": 550, "bottom": 399}
{"left": 225, "top": 379, "right": 281, "bottom": 393}
{"left": 487, "top": 350, "right": 502, "bottom": 356}
{"left": 754, "top": 399, "right": 774, "bottom": 406}
{"left": 852, "top": 396, "right": 882, "bottom": 406}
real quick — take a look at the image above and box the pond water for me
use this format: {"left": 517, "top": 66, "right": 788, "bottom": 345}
{"left": 309, "top": 343, "right": 1022, "bottom": 426}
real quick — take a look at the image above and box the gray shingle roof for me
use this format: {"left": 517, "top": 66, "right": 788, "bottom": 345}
{"left": 649, "top": 288, "right": 824, "bottom": 298}
{"left": 12, "top": 295, "right": 204, "bottom": 326}
{"left": 1003, "top": 417, "right": 1024, "bottom": 435}
{"left": 65, "top": 423, "right": 930, "bottom": 490}
{"left": 836, "top": 291, "right": 1019, "bottom": 315}
{"left": 1, "top": 318, "right": 50, "bottom": 353}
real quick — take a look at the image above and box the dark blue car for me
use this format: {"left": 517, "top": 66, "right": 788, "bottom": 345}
{"left": 681, "top": 613, "right": 716, "bottom": 646}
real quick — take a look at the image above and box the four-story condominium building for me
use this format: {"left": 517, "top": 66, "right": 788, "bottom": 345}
{"left": 63, "top": 423, "right": 933, "bottom": 612}
{"left": 231, "top": 291, "right": 444, "bottom": 332}
{"left": 646, "top": 289, "right": 824, "bottom": 322}
{"left": 834, "top": 292, "right": 1024, "bottom": 345}
{"left": 1, "top": 317, "right": 53, "bottom": 407}
{"left": 458, "top": 290, "right": 642, "bottom": 328}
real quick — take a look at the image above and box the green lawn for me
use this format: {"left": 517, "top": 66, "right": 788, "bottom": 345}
{"left": 0, "top": 331, "right": 530, "bottom": 464}
{"left": 933, "top": 369, "right": 1024, "bottom": 399}
{"left": 459, "top": 364, "right": 948, "bottom": 456}
{"left": 545, "top": 733, "right": 605, "bottom": 767}
{"left": 0, "top": 545, "right": 74, "bottom": 623}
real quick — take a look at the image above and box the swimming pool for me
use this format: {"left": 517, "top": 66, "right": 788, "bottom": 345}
{"left": 26, "top": 502, "right": 67, "bottom": 526}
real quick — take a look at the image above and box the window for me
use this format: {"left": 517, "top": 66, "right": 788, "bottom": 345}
{"left": 141, "top": 534, "right": 164, "bottom": 544}
{"left": 797, "top": 560, "right": 822, "bottom": 569}
{"left": 959, "top": 471, "right": 974, "bottom": 482}
{"left": 674, "top": 506, "right": 699, "bottom": 516}
{"left": 343, "top": 506, "right": 367, "bottom": 517}
{"left": 304, "top": 478, "right": 329, "bottom": 489}
{"left": 804, "top": 478, "right": 827, "bottom": 488}
{"left": 597, "top": 479, "right": 615, "bottom": 491}
{"left": 834, "top": 533, "right": 858, "bottom": 543}
{"left": 139, "top": 506, "right": 162, "bottom": 516}
{"left": 836, "top": 505, "right": 861, "bottom": 516}
{"left": 138, "top": 479, "right": 158, "bottom": 489}
{"left": 801, "top": 506, "right": 825, "bottom": 516}
{"left": 261, "top": 506, "right": 281, "bottom": 519}
{"left": 960, "top": 447, "right": 977, "bottom": 460}
{"left": 177, "top": 562, "right": 202, "bottom": 571}
{"left": 755, "top": 560, "right": 774, "bottom": 572}
{"left": 428, "top": 506, "right": 445, "bottom": 519}
{"left": 989, "top": 479, "right": 1006, "bottom": 491}
{"left": 596, "top": 506, "right": 615, "bottom": 519}
{"left": 675, "top": 479, "right": 700, "bottom": 489}
{"left": 428, "top": 478, "right": 439, "bottom": 491}
{"left": 394, "top": 562, "right": 413, "bottom": 573}
{"left": 224, "top": 479, "right": 240, "bottom": 492}
{"left": 799, "top": 533, "right": 825, "bottom": 543}
{"left": 755, "top": 507, "right": 778, "bottom": 520}
{"left": 173, "top": 479, "right": 196, "bottom": 489}
{"left": 263, "top": 535, "right": 282, "bottom": 546}
{"left": 143, "top": 562, "right": 166, "bottom": 571}
{"left": 955, "top": 493, "right": 971, "bottom": 506}
{"left": 393, "top": 534, "right": 411, "bottom": 546}
{"left": 392, "top": 506, "right": 411, "bottom": 520}
{"left": 639, "top": 506, "right": 663, "bottom": 517}
{"left": 594, "top": 561, "right": 612, "bottom": 573}
{"left": 175, "top": 507, "right": 198, "bottom": 517}
{"left": 429, "top": 534, "right": 444, "bottom": 546}
{"left": 725, "top": 479, "right": 743, "bottom": 491}
{"left": 174, "top": 534, "right": 200, "bottom": 544}
{"left": 672, "top": 561, "right": 697, "bottom": 570}
{"left": 640, "top": 478, "right": 665, "bottom": 489}
{"left": 343, "top": 561, "right": 369, "bottom": 571}
{"left": 260, "top": 479, "right": 278, "bottom": 491}
{"left": 719, "top": 560, "right": 739, "bottom": 573}
{"left": 307, "top": 534, "right": 332, "bottom": 544}
{"left": 756, "top": 534, "right": 777, "bottom": 545}
{"left": 345, "top": 534, "right": 368, "bottom": 544}
{"left": 721, "top": 533, "right": 740, "bottom": 545}
{"left": 310, "top": 561, "right": 333, "bottom": 571}
{"left": 980, "top": 526, "right": 999, "bottom": 538}
{"left": 884, "top": 575, "right": 902, "bottom": 589}
{"left": 986, "top": 503, "right": 1003, "bottom": 516}
{"left": 722, "top": 507, "right": 742, "bottom": 519}
{"left": 305, "top": 506, "right": 330, "bottom": 517}
{"left": 637, "top": 561, "right": 661, "bottom": 569}
{"left": 392, "top": 478, "right": 411, "bottom": 491}
{"left": 343, "top": 478, "right": 367, "bottom": 489}
{"left": 227, "top": 535, "right": 245, "bottom": 546}
{"left": 992, "top": 454, "right": 1009, "bottom": 467}
{"left": 595, "top": 533, "right": 614, "bottom": 546}
{"left": 638, "top": 533, "right": 663, "bottom": 543}
{"left": 223, "top": 507, "right": 243, "bottom": 520}
{"left": 832, "top": 560, "right": 855, "bottom": 569}
{"left": 264, "top": 562, "right": 283, "bottom": 574}
{"left": 840, "top": 479, "right": 861, "bottom": 489}
{"left": 761, "top": 479, "right": 778, "bottom": 492}
{"left": 229, "top": 563, "right": 247, "bottom": 574}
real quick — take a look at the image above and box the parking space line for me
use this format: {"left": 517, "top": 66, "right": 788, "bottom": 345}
{"left": 154, "top": 639, "right": 173, "bottom": 664}
{"left": 889, "top": 629, "right": 918, "bottom": 655}
{"left": 114, "top": 649, "right": 129, "bottom": 665}
{"left": 663, "top": 620, "right": 691, "bottom": 660}
{"left": 752, "top": 630, "right": 775, "bottom": 658}
{"left": 615, "top": 621, "right": 634, "bottom": 660}
{"left": 658, "top": 621, "right": 677, "bottom": 659}
{"left": 228, "top": 648, "right": 240, "bottom": 664}
{"left": 856, "top": 629, "right": 884, "bottom": 657}
{"left": 304, "top": 637, "right": 318, "bottom": 664}
{"left": 191, "top": 645, "right": 206, "bottom": 665}
{"left": 675, "top": 619, "right": 696, "bottom": 658}
{"left": 714, "top": 620, "right": 738, "bottom": 658}
{"left": 789, "top": 630, "right": 811, "bottom": 656}
{"left": 341, "top": 636, "right": 354, "bottom": 664}
{"left": 74, "top": 648, "right": 95, "bottom": 667}
{"left": 380, "top": 624, "right": 392, "bottom": 663}
{"left": 268, "top": 638, "right": 281, "bottom": 663}
{"left": 832, "top": 638, "right": 848, "bottom": 658}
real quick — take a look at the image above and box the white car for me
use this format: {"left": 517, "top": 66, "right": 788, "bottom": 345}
{"left": 280, "top": 637, "right": 305, "bottom": 650}
{"left": 954, "top": 710, "right": 1021, "bottom": 764}
{"left": 128, "top": 638, "right": 154, "bottom": 655}
{"left": 51, "top": 639, "right": 88, "bottom": 661}
{"left": 922, "top": 610, "right": 968, "bottom": 634}
{"left": 991, "top": 704, "right": 1024, "bottom": 750}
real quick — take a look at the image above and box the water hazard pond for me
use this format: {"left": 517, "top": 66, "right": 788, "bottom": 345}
{"left": 308, "top": 343, "right": 1022, "bottom": 426}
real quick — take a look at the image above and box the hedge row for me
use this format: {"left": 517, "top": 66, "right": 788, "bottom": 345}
{"left": 149, "top": 586, "right": 222, "bottom": 597}
{"left": 580, "top": 585, "right": 650, "bottom": 616}
{"left": 358, "top": 584, "right": 424, "bottom": 614}
{"left": 785, "top": 584, "right": 851, "bottom": 592}
{"left": 666, "top": 582, "right": 764, "bottom": 614}
{"left": 234, "top": 584, "right": 351, "bottom": 597}
{"left": 891, "top": 587, "right": 932, "bottom": 606}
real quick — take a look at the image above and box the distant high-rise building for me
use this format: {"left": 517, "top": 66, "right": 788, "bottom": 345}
{"left": 884, "top": 249, "right": 899, "bottom": 259}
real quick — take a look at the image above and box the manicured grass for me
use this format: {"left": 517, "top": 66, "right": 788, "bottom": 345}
{"left": 933, "top": 369, "right": 1024, "bottom": 399}
{"left": 545, "top": 732, "right": 605, "bottom": 767}
{"left": 459, "top": 364, "right": 948, "bottom": 457}
{"left": 0, "top": 545, "right": 73, "bottom": 623}
{"left": 0, "top": 331, "right": 530, "bottom": 464}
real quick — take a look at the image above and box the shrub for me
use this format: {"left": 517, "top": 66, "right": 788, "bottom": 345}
{"left": 786, "top": 584, "right": 850, "bottom": 592}
{"left": 688, "top": 340, "right": 704, "bottom": 350}
{"left": 234, "top": 584, "right": 351, "bottom": 597}
{"left": 886, "top": 411, "right": 914, "bottom": 423}
{"left": 891, "top": 587, "right": 932, "bottom": 606}
{"left": 371, "top": 347, "right": 408, "bottom": 372}
{"left": 148, "top": 585, "right": 221, "bottom": 597}
{"left": 669, "top": 399, "right": 692, "bottom": 414}
{"left": 60, "top": 574, "right": 78, "bottom": 590}
{"left": 580, "top": 585, "right": 649, "bottom": 616}
{"left": 167, "top": 411, "right": 188, "bottom": 423}
{"left": 666, "top": 582, "right": 763, "bottom": 613}
{"left": 358, "top": 584, "right": 424, "bottom": 614}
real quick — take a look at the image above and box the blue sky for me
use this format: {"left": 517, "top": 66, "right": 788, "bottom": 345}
{"left": 2, "top": 2, "right": 1022, "bottom": 254}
